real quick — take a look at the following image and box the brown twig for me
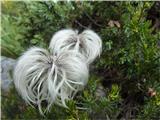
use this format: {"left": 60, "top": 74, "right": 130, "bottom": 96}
{"left": 75, "top": 20, "right": 88, "bottom": 29}
{"left": 84, "top": 12, "right": 103, "bottom": 27}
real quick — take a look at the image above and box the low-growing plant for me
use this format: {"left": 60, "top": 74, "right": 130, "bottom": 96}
{"left": 1, "top": 1, "right": 160, "bottom": 119}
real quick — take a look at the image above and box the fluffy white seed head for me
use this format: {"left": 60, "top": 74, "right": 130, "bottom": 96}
{"left": 49, "top": 29, "right": 102, "bottom": 64}
{"left": 49, "top": 29, "right": 78, "bottom": 54}
{"left": 14, "top": 47, "right": 88, "bottom": 114}
{"left": 80, "top": 30, "right": 102, "bottom": 64}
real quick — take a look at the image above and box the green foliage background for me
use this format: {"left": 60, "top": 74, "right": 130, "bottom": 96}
{"left": 1, "top": 1, "right": 160, "bottom": 119}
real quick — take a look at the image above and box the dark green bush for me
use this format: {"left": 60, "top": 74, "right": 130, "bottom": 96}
{"left": 1, "top": 1, "right": 160, "bottom": 119}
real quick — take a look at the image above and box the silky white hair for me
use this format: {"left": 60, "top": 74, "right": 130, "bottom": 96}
{"left": 14, "top": 47, "right": 88, "bottom": 114}
{"left": 49, "top": 29, "right": 102, "bottom": 64}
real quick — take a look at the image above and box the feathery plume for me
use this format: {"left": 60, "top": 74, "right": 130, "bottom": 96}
{"left": 14, "top": 47, "right": 88, "bottom": 114}
{"left": 49, "top": 29, "right": 102, "bottom": 64}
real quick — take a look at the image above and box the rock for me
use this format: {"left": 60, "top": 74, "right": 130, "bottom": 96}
{"left": 1, "top": 56, "right": 16, "bottom": 92}
{"left": 95, "top": 85, "right": 106, "bottom": 98}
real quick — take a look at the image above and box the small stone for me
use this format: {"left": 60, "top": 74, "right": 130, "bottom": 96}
{"left": 95, "top": 85, "right": 106, "bottom": 98}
